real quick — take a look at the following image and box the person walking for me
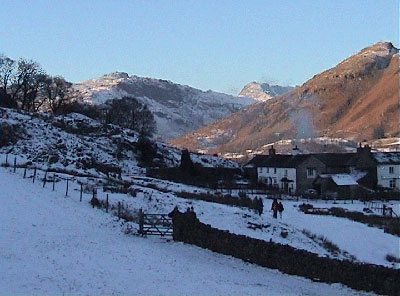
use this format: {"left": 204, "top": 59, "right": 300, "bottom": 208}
{"left": 255, "top": 197, "right": 263, "bottom": 216}
{"left": 271, "top": 198, "right": 279, "bottom": 219}
{"left": 278, "top": 201, "right": 284, "bottom": 219}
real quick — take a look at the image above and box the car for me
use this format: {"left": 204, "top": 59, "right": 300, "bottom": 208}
{"left": 302, "top": 189, "right": 318, "bottom": 199}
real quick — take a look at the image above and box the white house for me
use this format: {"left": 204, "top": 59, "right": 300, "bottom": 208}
{"left": 374, "top": 152, "right": 400, "bottom": 190}
{"left": 257, "top": 165, "right": 297, "bottom": 193}
{"left": 245, "top": 147, "right": 310, "bottom": 194}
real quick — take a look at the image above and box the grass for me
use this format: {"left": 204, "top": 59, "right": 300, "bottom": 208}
{"left": 302, "top": 228, "right": 356, "bottom": 261}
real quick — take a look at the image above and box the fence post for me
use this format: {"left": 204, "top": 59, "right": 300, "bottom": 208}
{"left": 92, "top": 189, "right": 95, "bottom": 208}
{"left": 65, "top": 178, "right": 69, "bottom": 197}
{"left": 118, "top": 202, "right": 121, "bottom": 219}
{"left": 52, "top": 174, "right": 55, "bottom": 191}
{"left": 138, "top": 208, "right": 144, "bottom": 234}
{"left": 33, "top": 168, "right": 36, "bottom": 183}
{"left": 43, "top": 171, "right": 47, "bottom": 188}
{"left": 5, "top": 153, "right": 8, "bottom": 166}
{"left": 106, "top": 194, "right": 109, "bottom": 213}
{"left": 80, "top": 184, "right": 83, "bottom": 202}
{"left": 13, "top": 157, "right": 16, "bottom": 173}
{"left": 23, "top": 167, "right": 26, "bottom": 178}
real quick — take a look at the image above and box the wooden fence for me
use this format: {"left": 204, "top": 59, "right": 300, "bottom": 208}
{"left": 365, "top": 201, "right": 398, "bottom": 217}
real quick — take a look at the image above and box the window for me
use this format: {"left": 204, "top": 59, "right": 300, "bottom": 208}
{"left": 284, "top": 169, "right": 288, "bottom": 176}
{"left": 390, "top": 179, "right": 396, "bottom": 189}
{"left": 307, "top": 168, "right": 316, "bottom": 178}
{"left": 389, "top": 167, "right": 394, "bottom": 174}
{"left": 274, "top": 168, "right": 277, "bottom": 174}
{"left": 266, "top": 168, "right": 269, "bottom": 173}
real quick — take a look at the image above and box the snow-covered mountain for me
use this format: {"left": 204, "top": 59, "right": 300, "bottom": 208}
{"left": 238, "top": 81, "right": 294, "bottom": 101}
{"left": 72, "top": 73, "right": 255, "bottom": 139}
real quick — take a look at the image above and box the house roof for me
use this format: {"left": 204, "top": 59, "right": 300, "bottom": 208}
{"left": 373, "top": 152, "right": 400, "bottom": 164}
{"left": 245, "top": 151, "right": 400, "bottom": 169}
{"left": 318, "top": 174, "right": 358, "bottom": 186}
{"left": 312, "top": 153, "right": 356, "bottom": 167}
{"left": 244, "top": 154, "right": 309, "bottom": 168}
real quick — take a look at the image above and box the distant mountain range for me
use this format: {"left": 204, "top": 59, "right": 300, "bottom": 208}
{"left": 171, "top": 42, "right": 399, "bottom": 156}
{"left": 238, "top": 82, "right": 294, "bottom": 101}
{"left": 72, "top": 73, "right": 255, "bottom": 140}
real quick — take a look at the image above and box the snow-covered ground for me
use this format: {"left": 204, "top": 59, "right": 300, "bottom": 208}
{"left": 0, "top": 166, "right": 373, "bottom": 295}
{"left": 0, "top": 108, "right": 239, "bottom": 178}
{"left": 93, "top": 173, "right": 400, "bottom": 269}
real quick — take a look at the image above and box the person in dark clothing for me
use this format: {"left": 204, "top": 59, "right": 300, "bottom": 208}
{"left": 255, "top": 197, "right": 263, "bottom": 215}
{"left": 271, "top": 198, "right": 279, "bottom": 219}
{"left": 278, "top": 201, "right": 284, "bottom": 219}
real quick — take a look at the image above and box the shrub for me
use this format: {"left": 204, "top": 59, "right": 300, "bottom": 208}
{"left": 299, "top": 203, "right": 314, "bottom": 212}
{"left": 385, "top": 254, "right": 400, "bottom": 263}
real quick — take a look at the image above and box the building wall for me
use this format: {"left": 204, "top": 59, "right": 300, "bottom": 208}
{"left": 377, "top": 164, "right": 400, "bottom": 190}
{"left": 257, "top": 167, "right": 296, "bottom": 193}
{"left": 296, "top": 156, "right": 326, "bottom": 194}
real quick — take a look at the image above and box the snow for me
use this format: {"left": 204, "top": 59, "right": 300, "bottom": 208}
{"left": 0, "top": 167, "right": 371, "bottom": 295}
{"left": 319, "top": 174, "right": 359, "bottom": 186}
{"left": 72, "top": 73, "right": 255, "bottom": 139}
{"left": 0, "top": 107, "right": 398, "bottom": 294}
{"left": 0, "top": 108, "right": 239, "bottom": 178}
{"left": 373, "top": 152, "right": 400, "bottom": 164}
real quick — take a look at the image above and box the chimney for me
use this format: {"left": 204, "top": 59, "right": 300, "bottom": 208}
{"left": 357, "top": 142, "right": 371, "bottom": 155}
{"left": 268, "top": 146, "right": 276, "bottom": 156}
{"left": 292, "top": 145, "right": 300, "bottom": 155}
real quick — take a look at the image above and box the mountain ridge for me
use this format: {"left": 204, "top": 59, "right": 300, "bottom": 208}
{"left": 72, "top": 73, "right": 255, "bottom": 140}
{"left": 170, "top": 41, "right": 399, "bottom": 156}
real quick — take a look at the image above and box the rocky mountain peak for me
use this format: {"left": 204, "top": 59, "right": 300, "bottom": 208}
{"left": 171, "top": 41, "right": 400, "bottom": 156}
{"left": 328, "top": 41, "right": 398, "bottom": 77}
{"left": 101, "top": 72, "right": 130, "bottom": 80}
{"left": 238, "top": 81, "right": 294, "bottom": 101}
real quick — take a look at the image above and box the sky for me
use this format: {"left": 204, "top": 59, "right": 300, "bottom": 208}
{"left": 0, "top": 0, "right": 398, "bottom": 94}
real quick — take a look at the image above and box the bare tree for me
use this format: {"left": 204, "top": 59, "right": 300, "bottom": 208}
{"left": 9, "top": 58, "right": 45, "bottom": 111}
{"left": 136, "top": 104, "right": 156, "bottom": 137}
{"left": 0, "top": 54, "right": 15, "bottom": 97}
{"left": 41, "top": 75, "right": 72, "bottom": 113}
{"left": 104, "top": 96, "right": 156, "bottom": 137}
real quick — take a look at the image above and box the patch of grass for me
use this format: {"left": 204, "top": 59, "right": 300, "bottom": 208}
{"left": 302, "top": 229, "right": 354, "bottom": 260}
{"left": 319, "top": 235, "right": 340, "bottom": 256}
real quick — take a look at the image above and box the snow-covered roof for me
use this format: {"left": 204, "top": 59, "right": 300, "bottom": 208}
{"left": 319, "top": 174, "right": 358, "bottom": 186}
{"left": 373, "top": 152, "right": 400, "bottom": 164}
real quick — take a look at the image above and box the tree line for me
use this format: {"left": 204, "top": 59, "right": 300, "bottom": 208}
{"left": 0, "top": 54, "right": 156, "bottom": 137}
{"left": 0, "top": 55, "right": 71, "bottom": 112}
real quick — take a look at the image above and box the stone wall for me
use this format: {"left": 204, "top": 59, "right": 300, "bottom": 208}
{"left": 171, "top": 211, "right": 400, "bottom": 296}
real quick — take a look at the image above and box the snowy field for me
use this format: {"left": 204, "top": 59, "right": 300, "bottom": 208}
{"left": 106, "top": 176, "right": 400, "bottom": 269}
{"left": 0, "top": 166, "right": 376, "bottom": 295}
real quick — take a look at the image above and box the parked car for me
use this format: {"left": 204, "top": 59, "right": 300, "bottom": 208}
{"left": 302, "top": 188, "right": 318, "bottom": 199}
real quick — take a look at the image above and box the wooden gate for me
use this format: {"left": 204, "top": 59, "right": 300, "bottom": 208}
{"left": 138, "top": 210, "right": 173, "bottom": 236}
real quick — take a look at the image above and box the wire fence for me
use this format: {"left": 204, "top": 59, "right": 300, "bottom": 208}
{"left": 0, "top": 152, "right": 138, "bottom": 221}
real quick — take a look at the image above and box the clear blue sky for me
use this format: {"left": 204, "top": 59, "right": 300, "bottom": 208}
{"left": 1, "top": 0, "right": 398, "bottom": 94}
